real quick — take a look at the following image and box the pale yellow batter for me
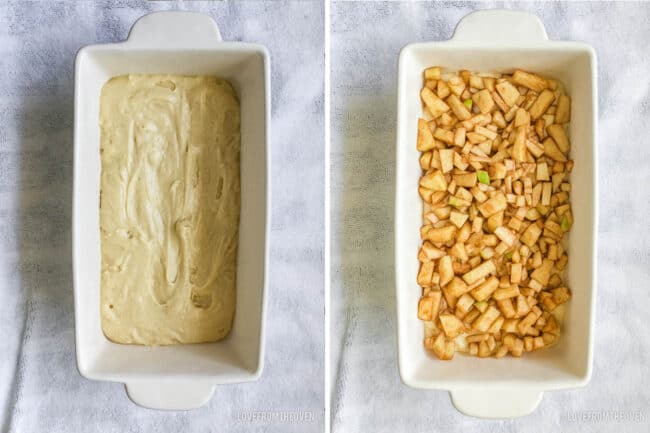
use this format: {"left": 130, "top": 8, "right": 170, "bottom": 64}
{"left": 99, "top": 74, "right": 240, "bottom": 345}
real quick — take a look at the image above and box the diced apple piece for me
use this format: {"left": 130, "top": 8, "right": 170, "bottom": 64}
{"left": 495, "top": 344, "right": 508, "bottom": 358}
{"left": 552, "top": 286, "right": 571, "bottom": 305}
{"left": 470, "top": 276, "right": 499, "bottom": 301}
{"left": 502, "top": 317, "right": 519, "bottom": 334}
{"left": 488, "top": 316, "right": 505, "bottom": 334}
{"left": 419, "top": 187, "right": 433, "bottom": 203}
{"left": 495, "top": 226, "right": 516, "bottom": 246}
{"left": 487, "top": 216, "right": 505, "bottom": 238}
{"left": 439, "top": 148, "right": 454, "bottom": 173}
{"left": 509, "top": 338, "right": 524, "bottom": 357}
{"left": 478, "top": 193, "right": 507, "bottom": 217}
{"left": 425, "top": 225, "right": 457, "bottom": 244}
{"left": 516, "top": 294, "right": 531, "bottom": 316}
{"left": 466, "top": 333, "right": 488, "bottom": 343}
{"left": 517, "top": 311, "right": 539, "bottom": 335}
{"left": 447, "top": 76, "right": 465, "bottom": 96}
{"left": 554, "top": 95, "right": 571, "bottom": 123}
{"left": 419, "top": 241, "right": 445, "bottom": 261}
{"left": 462, "top": 259, "right": 496, "bottom": 285}
{"left": 491, "top": 90, "right": 509, "bottom": 112}
{"left": 419, "top": 151, "right": 432, "bottom": 170}
{"left": 521, "top": 222, "right": 542, "bottom": 247}
{"left": 446, "top": 94, "right": 472, "bottom": 121}
{"left": 542, "top": 332, "right": 556, "bottom": 345}
{"left": 546, "top": 124, "right": 569, "bottom": 153}
{"left": 512, "top": 70, "right": 548, "bottom": 92}
{"left": 456, "top": 187, "right": 473, "bottom": 202}
{"left": 450, "top": 243, "right": 468, "bottom": 262}
{"left": 511, "top": 125, "right": 528, "bottom": 162}
{"left": 437, "top": 79, "right": 451, "bottom": 99}
{"left": 466, "top": 132, "right": 485, "bottom": 144}
{"left": 433, "top": 206, "right": 452, "bottom": 220}
{"left": 535, "top": 118, "right": 547, "bottom": 139}
{"left": 473, "top": 300, "right": 488, "bottom": 314}
{"left": 424, "top": 79, "right": 437, "bottom": 90}
{"left": 489, "top": 162, "right": 507, "bottom": 180}
{"left": 431, "top": 332, "right": 455, "bottom": 360}
{"left": 524, "top": 140, "right": 543, "bottom": 159}
{"left": 536, "top": 162, "right": 550, "bottom": 181}
{"left": 424, "top": 66, "right": 441, "bottom": 80}
{"left": 453, "top": 152, "right": 469, "bottom": 170}
{"left": 420, "top": 170, "right": 448, "bottom": 191}
{"left": 531, "top": 258, "right": 554, "bottom": 286}
{"left": 439, "top": 313, "right": 465, "bottom": 338}
{"left": 493, "top": 285, "right": 520, "bottom": 300}
{"left": 472, "top": 305, "right": 500, "bottom": 332}
{"left": 453, "top": 172, "right": 477, "bottom": 188}
{"left": 510, "top": 263, "right": 522, "bottom": 284}
{"left": 433, "top": 128, "right": 455, "bottom": 145}
{"left": 539, "top": 292, "right": 557, "bottom": 312}
{"left": 417, "top": 118, "right": 436, "bottom": 151}
{"left": 456, "top": 293, "right": 475, "bottom": 313}
{"left": 417, "top": 291, "right": 441, "bottom": 320}
{"left": 438, "top": 255, "right": 454, "bottom": 286}
{"left": 541, "top": 182, "right": 552, "bottom": 206}
{"left": 469, "top": 75, "right": 484, "bottom": 89}
{"left": 544, "top": 219, "right": 563, "bottom": 239}
{"left": 472, "top": 89, "right": 495, "bottom": 114}
{"left": 474, "top": 125, "right": 498, "bottom": 140}
{"left": 528, "top": 90, "right": 555, "bottom": 120}
{"left": 448, "top": 195, "right": 471, "bottom": 209}
{"left": 477, "top": 340, "right": 491, "bottom": 357}
{"left": 454, "top": 128, "right": 466, "bottom": 148}
{"left": 508, "top": 217, "right": 523, "bottom": 232}
{"left": 524, "top": 336, "right": 534, "bottom": 352}
{"left": 417, "top": 261, "right": 434, "bottom": 287}
{"left": 495, "top": 81, "right": 520, "bottom": 106}
{"left": 421, "top": 87, "right": 450, "bottom": 118}
{"left": 450, "top": 210, "right": 469, "bottom": 229}
{"left": 514, "top": 108, "right": 530, "bottom": 128}
{"left": 446, "top": 276, "right": 471, "bottom": 297}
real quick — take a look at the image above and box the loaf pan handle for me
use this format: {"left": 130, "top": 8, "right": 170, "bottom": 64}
{"left": 450, "top": 387, "right": 543, "bottom": 418}
{"left": 125, "top": 381, "right": 215, "bottom": 410}
{"left": 126, "top": 11, "right": 222, "bottom": 49}
{"left": 451, "top": 9, "right": 547, "bottom": 44}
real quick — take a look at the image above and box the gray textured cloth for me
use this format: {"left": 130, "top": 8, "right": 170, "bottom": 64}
{"left": 0, "top": 1, "right": 324, "bottom": 432}
{"left": 331, "top": 1, "right": 650, "bottom": 432}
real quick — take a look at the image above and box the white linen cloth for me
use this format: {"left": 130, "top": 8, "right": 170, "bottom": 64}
{"left": 0, "top": 1, "right": 324, "bottom": 432}
{"left": 331, "top": 1, "right": 650, "bottom": 432}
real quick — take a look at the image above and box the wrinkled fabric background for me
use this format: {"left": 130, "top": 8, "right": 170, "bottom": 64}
{"left": 0, "top": 1, "right": 324, "bottom": 432}
{"left": 331, "top": 1, "right": 650, "bottom": 432}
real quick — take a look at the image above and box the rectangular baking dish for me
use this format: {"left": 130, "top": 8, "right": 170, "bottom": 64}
{"left": 73, "top": 11, "right": 270, "bottom": 410}
{"left": 395, "top": 10, "right": 597, "bottom": 418}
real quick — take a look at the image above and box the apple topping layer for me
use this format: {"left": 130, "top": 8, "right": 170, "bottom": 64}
{"left": 416, "top": 68, "right": 572, "bottom": 360}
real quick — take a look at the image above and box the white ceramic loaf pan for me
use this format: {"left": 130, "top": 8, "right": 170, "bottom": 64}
{"left": 73, "top": 11, "right": 270, "bottom": 410}
{"left": 395, "top": 10, "right": 597, "bottom": 418}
